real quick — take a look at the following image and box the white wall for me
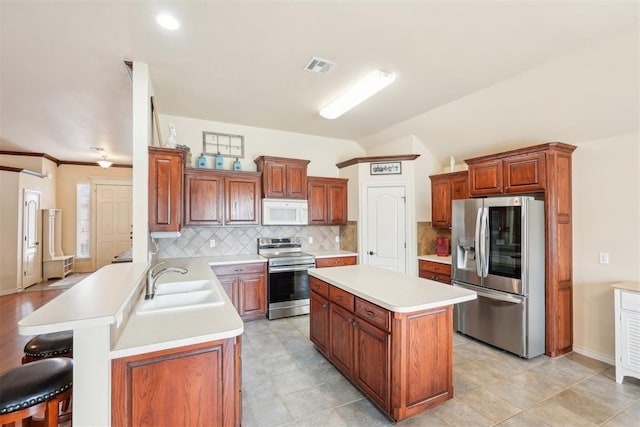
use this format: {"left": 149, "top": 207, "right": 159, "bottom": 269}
{"left": 0, "top": 172, "right": 20, "bottom": 294}
{"left": 572, "top": 132, "right": 640, "bottom": 362}
{"left": 132, "top": 62, "right": 152, "bottom": 263}
{"left": 364, "top": 135, "right": 442, "bottom": 222}
{"left": 158, "top": 114, "right": 365, "bottom": 177}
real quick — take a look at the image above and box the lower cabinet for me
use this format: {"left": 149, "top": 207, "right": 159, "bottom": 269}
{"left": 418, "top": 260, "right": 451, "bottom": 284}
{"left": 111, "top": 338, "right": 241, "bottom": 427}
{"left": 211, "top": 263, "right": 267, "bottom": 320}
{"left": 315, "top": 255, "right": 357, "bottom": 268}
{"left": 310, "top": 277, "right": 451, "bottom": 421}
{"left": 614, "top": 287, "right": 640, "bottom": 383}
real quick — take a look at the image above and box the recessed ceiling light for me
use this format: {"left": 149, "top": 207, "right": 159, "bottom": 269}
{"left": 156, "top": 14, "right": 180, "bottom": 31}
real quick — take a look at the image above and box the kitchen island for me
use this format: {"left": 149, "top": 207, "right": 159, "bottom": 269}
{"left": 308, "top": 264, "right": 476, "bottom": 422}
{"left": 18, "top": 258, "right": 245, "bottom": 426}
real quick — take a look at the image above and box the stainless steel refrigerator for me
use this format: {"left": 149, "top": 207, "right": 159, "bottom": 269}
{"left": 452, "top": 196, "right": 545, "bottom": 359}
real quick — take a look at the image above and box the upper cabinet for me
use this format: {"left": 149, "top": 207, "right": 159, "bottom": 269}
{"left": 308, "top": 177, "right": 348, "bottom": 225}
{"left": 184, "top": 168, "right": 261, "bottom": 226}
{"left": 148, "top": 147, "right": 185, "bottom": 232}
{"left": 254, "top": 156, "right": 310, "bottom": 199}
{"left": 429, "top": 171, "right": 468, "bottom": 229}
{"left": 467, "top": 151, "right": 546, "bottom": 196}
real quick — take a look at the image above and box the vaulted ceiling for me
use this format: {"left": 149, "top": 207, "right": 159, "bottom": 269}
{"left": 0, "top": 1, "right": 637, "bottom": 165}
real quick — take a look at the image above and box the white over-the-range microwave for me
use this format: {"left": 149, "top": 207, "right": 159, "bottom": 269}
{"left": 262, "top": 199, "right": 308, "bottom": 225}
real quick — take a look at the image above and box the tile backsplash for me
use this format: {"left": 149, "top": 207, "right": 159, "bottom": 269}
{"left": 417, "top": 222, "right": 451, "bottom": 255}
{"left": 155, "top": 225, "right": 340, "bottom": 259}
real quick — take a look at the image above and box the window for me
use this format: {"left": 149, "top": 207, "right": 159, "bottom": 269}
{"left": 77, "top": 183, "right": 90, "bottom": 258}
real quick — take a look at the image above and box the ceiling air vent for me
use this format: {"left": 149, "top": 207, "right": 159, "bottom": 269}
{"left": 304, "top": 57, "right": 335, "bottom": 74}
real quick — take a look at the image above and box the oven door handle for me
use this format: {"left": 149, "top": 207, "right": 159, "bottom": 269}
{"left": 269, "top": 265, "right": 314, "bottom": 273}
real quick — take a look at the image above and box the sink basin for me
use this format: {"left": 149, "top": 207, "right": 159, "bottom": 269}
{"left": 136, "top": 283, "right": 224, "bottom": 315}
{"left": 155, "top": 279, "right": 213, "bottom": 295}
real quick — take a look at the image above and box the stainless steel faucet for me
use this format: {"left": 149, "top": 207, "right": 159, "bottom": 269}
{"left": 145, "top": 262, "right": 188, "bottom": 300}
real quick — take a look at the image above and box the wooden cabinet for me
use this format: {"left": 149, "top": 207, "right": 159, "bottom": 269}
{"left": 315, "top": 256, "right": 357, "bottom": 268}
{"left": 614, "top": 286, "right": 640, "bottom": 383}
{"left": 254, "top": 156, "right": 310, "bottom": 199}
{"left": 149, "top": 147, "right": 185, "bottom": 232}
{"left": 418, "top": 260, "right": 451, "bottom": 285}
{"left": 111, "top": 338, "right": 241, "bottom": 427}
{"left": 467, "top": 151, "right": 546, "bottom": 196}
{"left": 211, "top": 263, "right": 267, "bottom": 320}
{"left": 429, "top": 171, "right": 468, "bottom": 228}
{"left": 309, "top": 290, "right": 330, "bottom": 353}
{"left": 184, "top": 169, "right": 261, "bottom": 226}
{"left": 310, "top": 278, "right": 451, "bottom": 421}
{"left": 465, "top": 142, "right": 577, "bottom": 357}
{"left": 307, "top": 177, "right": 348, "bottom": 225}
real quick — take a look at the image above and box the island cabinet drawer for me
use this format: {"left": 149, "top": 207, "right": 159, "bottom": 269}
{"left": 621, "top": 291, "right": 640, "bottom": 312}
{"left": 310, "top": 277, "right": 329, "bottom": 298}
{"left": 316, "top": 256, "right": 357, "bottom": 268}
{"left": 355, "top": 298, "right": 390, "bottom": 332}
{"left": 211, "top": 262, "right": 265, "bottom": 276}
{"left": 330, "top": 286, "right": 354, "bottom": 311}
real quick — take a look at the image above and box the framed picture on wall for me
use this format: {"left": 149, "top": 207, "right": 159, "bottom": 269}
{"left": 370, "top": 161, "right": 402, "bottom": 175}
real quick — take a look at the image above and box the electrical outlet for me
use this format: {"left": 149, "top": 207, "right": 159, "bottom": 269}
{"left": 209, "top": 239, "right": 216, "bottom": 248}
{"left": 599, "top": 252, "right": 609, "bottom": 264}
{"left": 335, "top": 235, "right": 340, "bottom": 243}
{"left": 308, "top": 236, "right": 313, "bottom": 244}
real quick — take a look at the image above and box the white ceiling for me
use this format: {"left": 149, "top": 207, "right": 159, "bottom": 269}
{"left": 0, "top": 1, "right": 638, "bottom": 165}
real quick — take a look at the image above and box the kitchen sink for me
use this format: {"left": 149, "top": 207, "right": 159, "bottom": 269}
{"left": 136, "top": 280, "right": 224, "bottom": 315}
{"left": 155, "top": 279, "right": 213, "bottom": 295}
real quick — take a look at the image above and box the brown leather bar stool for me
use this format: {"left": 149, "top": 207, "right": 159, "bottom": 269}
{"left": 0, "top": 357, "right": 73, "bottom": 427}
{"left": 22, "top": 331, "right": 73, "bottom": 364}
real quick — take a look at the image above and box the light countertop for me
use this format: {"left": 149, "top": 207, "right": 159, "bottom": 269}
{"left": 19, "top": 258, "right": 244, "bottom": 359}
{"left": 18, "top": 262, "right": 149, "bottom": 335}
{"left": 307, "top": 250, "right": 358, "bottom": 259}
{"left": 308, "top": 264, "right": 475, "bottom": 313}
{"left": 611, "top": 282, "right": 640, "bottom": 293}
{"left": 111, "top": 257, "right": 243, "bottom": 358}
{"left": 417, "top": 255, "right": 452, "bottom": 265}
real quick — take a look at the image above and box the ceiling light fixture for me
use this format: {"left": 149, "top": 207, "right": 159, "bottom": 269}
{"left": 319, "top": 70, "right": 396, "bottom": 119}
{"left": 156, "top": 14, "right": 180, "bottom": 30}
{"left": 97, "top": 155, "right": 113, "bottom": 169}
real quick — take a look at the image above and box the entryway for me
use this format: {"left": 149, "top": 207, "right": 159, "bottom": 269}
{"left": 22, "top": 189, "right": 41, "bottom": 289}
{"left": 95, "top": 184, "right": 132, "bottom": 269}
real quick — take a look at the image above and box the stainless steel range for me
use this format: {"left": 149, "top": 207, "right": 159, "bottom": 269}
{"left": 258, "top": 237, "right": 316, "bottom": 320}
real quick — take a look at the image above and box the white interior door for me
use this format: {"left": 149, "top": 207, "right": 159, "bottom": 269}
{"left": 364, "top": 185, "right": 407, "bottom": 272}
{"left": 96, "top": 184, "right": 132, "bottom": 269}
{"left": 22, "top": 189, "right": 41, "bottom": 288}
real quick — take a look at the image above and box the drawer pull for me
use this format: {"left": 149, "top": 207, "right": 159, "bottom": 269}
{"left": 366, "top": 310, "right": 376, "bottom": 318}
{"left": 313, "top": 284, "right": 320, "bottom": 289}
{"left": 336, "top": 295, "right": 343, "bottom": 302}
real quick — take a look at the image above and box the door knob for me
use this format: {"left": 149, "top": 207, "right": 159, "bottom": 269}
{"left": 368, "top": 251, "right": 376, "bottom": 255}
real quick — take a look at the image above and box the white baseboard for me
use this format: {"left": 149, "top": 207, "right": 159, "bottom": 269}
{"left": 572, "top": 345, "right": 615, "bottom": 366}
{"left": 0, "top": 288, "right": 20, "bottom": 296}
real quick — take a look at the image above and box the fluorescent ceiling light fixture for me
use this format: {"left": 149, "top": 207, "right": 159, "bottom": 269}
{"left": 156, "top": 14, "right": 180, "bottom": 30}
{"left": 319, "top": 70, "right": 396, "bottom": 119}
{"left": 97, "top": 155, "right": 113, "bottom": 169}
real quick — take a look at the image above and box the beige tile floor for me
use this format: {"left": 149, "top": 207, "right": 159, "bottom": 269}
{"left": 241, "top": 315, "right": 640, "bottom": 426}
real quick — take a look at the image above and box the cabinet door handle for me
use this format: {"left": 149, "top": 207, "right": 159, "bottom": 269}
{"left": 322, "top": 303, "right": 328, "bottom": 308}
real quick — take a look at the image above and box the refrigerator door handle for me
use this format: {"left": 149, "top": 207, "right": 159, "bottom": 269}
{"left": 454, "top": 282, "right": 523, "bottom": 304}
{"left": 475, "top": 208, "right": 483, "bottom": 277}
{"left": 481, "top": 207, "right": 489, "bottom": 278}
